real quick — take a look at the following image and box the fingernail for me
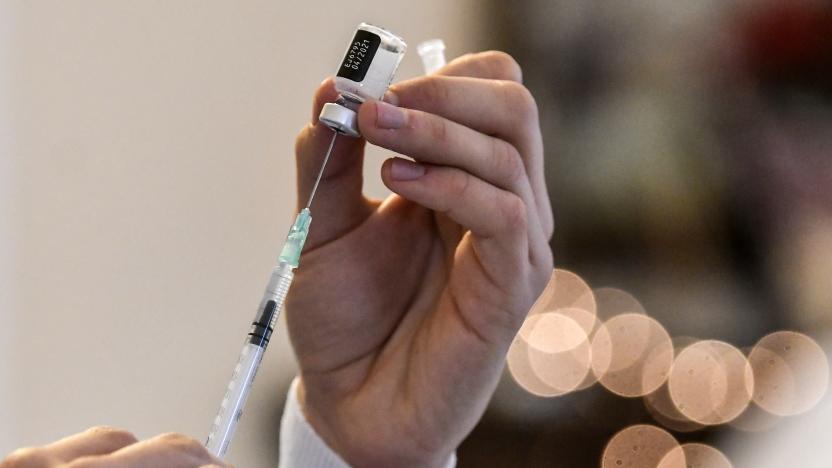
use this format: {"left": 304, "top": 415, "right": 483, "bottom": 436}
{"left": 375, "top": 101, "right": 407, "bottom": 129}
{"left": 390, "top": 158, "right": 425, "bottom": 181}
{"left": 383, "top": 89, "right": 400, "bottom": 106}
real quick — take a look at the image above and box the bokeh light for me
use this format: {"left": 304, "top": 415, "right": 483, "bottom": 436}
{"left": 728, "top": 401, "right": 781, "bottom": 433}
{"left": 528, "top": 332, "right": 592, "bottom": 395}
{"left": 551, "top": 307, "right": 601, "bottom": 392}
{"left": 510, "top": 269, "right": 829, "bottom": 466}
{"left": 522, "top": 311, "right": 593, "bottom": 395}
{"left": 524, "top": 269, "right": 596, "bottom": 334}
{"left": 508, "top": 312, "right": 592, "bottom": 397}
{"left": 591, "top": 314, "right": 674, "bottom": 397}
{"left": 601, "top": 424, "right": 679, "bottom": 468}
{"left": 511, "top": 269, "right": 600, "bottom": 398}
{"left": 507, "top": 318, "right": 566, "bottom": 398}
{"left": 526, "top": 308, "right": 596, "bottom": 353}
{"left": 657, "top": 443, "right": 733, "bottom": 468}
{"left": 748, "top": 331, "right": 829, "bottom": 416}
{"left": 644, "top": 337, "right": 706, "bottom": 432}
{"left": 593, "top": 287, "right": 647, "bottom": 320}
{"left": 644, "top": 383, "right": 706, "bottom": 433}
{"left": 668, "top": 340, "right": 754, "bottom": 425}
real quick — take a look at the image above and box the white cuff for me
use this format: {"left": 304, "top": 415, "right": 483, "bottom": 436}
{"left": 278, "top": 377, "right": 457, "bottom": 468}
{"left": 279, "top": 377, "right": 351, "bottom": 468}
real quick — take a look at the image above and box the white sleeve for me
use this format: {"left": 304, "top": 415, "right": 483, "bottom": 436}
{"left": 278, "top": 377, "right": 457, "bottom": 468}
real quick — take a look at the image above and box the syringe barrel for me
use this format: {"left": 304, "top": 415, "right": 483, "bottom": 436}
{"left": 204, "top": 341, "right": 264, "bottom": 458}
{"left": 205, "top": 263, "right": 294, "bottom": 458}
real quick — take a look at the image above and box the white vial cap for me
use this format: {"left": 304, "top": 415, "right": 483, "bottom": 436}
{"left": 417, "top": 39, "right": 446, "bottom": 74}
{"left": 319, "top": 102, "right": 360, "bottom": 137}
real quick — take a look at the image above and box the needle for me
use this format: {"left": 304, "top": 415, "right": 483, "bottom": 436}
{"left": 306, "top": 131, "right": 337, "bottom": 210}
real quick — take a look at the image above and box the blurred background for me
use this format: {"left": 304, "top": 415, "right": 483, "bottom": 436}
{"left": 1, "top": 0, "right": 830, "bottom": 467}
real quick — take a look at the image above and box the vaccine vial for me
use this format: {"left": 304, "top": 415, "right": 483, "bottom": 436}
{"left": 319, "top": 23, "right": 407, "bottom": 137}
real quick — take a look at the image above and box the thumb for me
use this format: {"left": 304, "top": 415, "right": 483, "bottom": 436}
{"left": 295, "top": 78, "right": 373, "bottom": 249}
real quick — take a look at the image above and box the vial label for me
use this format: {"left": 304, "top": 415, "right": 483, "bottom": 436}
{"left": 337, "top": 29, "right": 380, "bottom": 83}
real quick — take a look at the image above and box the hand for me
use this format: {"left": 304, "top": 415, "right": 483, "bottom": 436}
{"left": 287, "top": 51, "right": 554, "bottom": 467}
{"left": 1, "top": 427, "right": 230, "bottom": 468}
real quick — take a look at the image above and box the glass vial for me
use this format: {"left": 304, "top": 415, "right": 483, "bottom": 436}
{"left": 319, "top": 23, "right": 407, "bottom": 137}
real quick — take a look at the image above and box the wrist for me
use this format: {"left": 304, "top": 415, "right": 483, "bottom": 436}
{"left": 295, "top": 377, "right": 348, "bottom": 461}
{"left": 296, "top": 377, "right": 456, "bottom": 468}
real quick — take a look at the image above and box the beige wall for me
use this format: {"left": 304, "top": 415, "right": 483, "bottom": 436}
{"left": 1, "top": 1, "right": 483, "bottom": 465}
{"left": 1, "top": 0, "right": 16, "bottom": 449}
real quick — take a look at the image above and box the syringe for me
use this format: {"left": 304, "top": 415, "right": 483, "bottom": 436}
{"left": 205, "top": 22, "right": 406, "bottom": 459}
{"left": 205, "top": 132, "right": 336, "bottom": 458}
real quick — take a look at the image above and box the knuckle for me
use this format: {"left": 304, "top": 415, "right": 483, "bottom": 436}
{"left": 500, "top": 194, "right": 528, "bottom": 231}
{"left": 427, "top": 115, "right": 450, "bottom": 144}
{"left": 538, "top": 239, "right": 554, "bottom": 271}
{"left": 313, "top": 77, "right": 336, "bottom": 106}
{"left": 450, "top": 170, "right": 472, "bottom": 200}
{"left": 455, "top": 52, "right": 477, "bottom": 64}
{"left": 500, "top": 81, "right": 538, "bottom": 122}
{"left": 422, "top": 75, "right": 452, "bottom": 105}
{"left": 482, "top": 51, "right": 523, "bottom": 82}
{"left": 158, "top": 431, "right": 185, "bottom": 442}
{"left": 155, "top": 432, "right": 210, "bottom": 459}
{"left": 294, "top": 124, "right": 315, "bottom": 156}
{"left": 154, "top": 432, "right": 188, "bottom": 448}
{"left": 1, "top": 447, "right": 53, "bottom": 468}
{"left": 86, "top": 426, "right": 138, "bottom": 446}
{"left": 176, "top": 436, "right": 210, "bottom": 458}
{"left": 533, "top": 254, "right": 554, "bottom": 295}
{"left": 544, "top": 213, "right": 555, "bottom": 240}
{"left": 493, "top": 139, "right": 526, "bottom": 185}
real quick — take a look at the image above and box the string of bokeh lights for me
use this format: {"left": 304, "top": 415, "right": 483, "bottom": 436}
{"left": 507, "top": 269, "right": 830, "bottom": 468}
